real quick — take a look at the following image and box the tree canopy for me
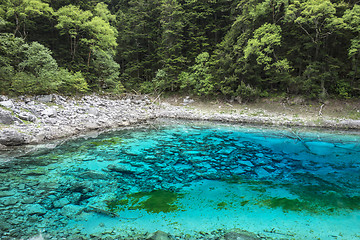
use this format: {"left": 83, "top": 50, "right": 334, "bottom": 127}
{"left": 0, "top": 0, "right": 359, "bottom": 100}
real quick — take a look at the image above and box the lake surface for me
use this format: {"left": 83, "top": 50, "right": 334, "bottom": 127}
{"left": 0, "top": 119, "right": 360, "bottom": 239}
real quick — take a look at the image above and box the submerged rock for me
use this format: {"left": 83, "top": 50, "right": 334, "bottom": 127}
{"left": 220, "top": 231, "right": 259, "bottom": 240}
{"left": 79, "top": 170, "right": 108, "bottom": 180}
{"left": 146, "top": 230, "right": 173, "bottom": 240}
{"left": 27, "top": 204, "right": 46, "bottom": 215}
{"left": 53, "top": 198, "right": 70, "bottom": 208}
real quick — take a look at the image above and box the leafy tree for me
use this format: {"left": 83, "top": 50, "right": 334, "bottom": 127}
{"left": 12, "top": 41, "right": 62, "bottom": 94}
{"left": 58, "top": 69, "right": 88, "bottom": 94}
{"left": 55, "top": 4, "right": 92, "bottom": 61}
{"left": 0, "top": 33, "right": 24, "bottom": 93}
{"left": 285, "top": 0, "right": 337, "bottom": 60}
{"left": 343, "top": 4, "right": 360, "bottom": 83}
{"left": 90, "top": 49, "right": 123, "bottom": 92}
{"left": 179, "top": 52, "right": 215, "bottom": 96}
{"left": 157, "top": 0, "right": 186, "bottom": 90}
{"left": 2, "top": 0, "right": 53, "bottom": 38}
{"left": 244, "top": 23, "right": 290, "bottom": 72}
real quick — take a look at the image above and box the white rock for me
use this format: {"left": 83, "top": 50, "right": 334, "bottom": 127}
{"left": 41, "top": 108, "right": 57, "bottom": 118}
{"left": 0, "top": 100, "right": 14, "bottom": 109}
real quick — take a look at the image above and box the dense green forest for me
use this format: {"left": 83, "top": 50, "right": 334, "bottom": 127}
{"left": 0, "top": 0, "right": 360, "bottom": 100}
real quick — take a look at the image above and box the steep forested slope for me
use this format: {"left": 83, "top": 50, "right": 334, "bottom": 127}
{"left": 0, "top": 0, "right": 359, "bottom": 100}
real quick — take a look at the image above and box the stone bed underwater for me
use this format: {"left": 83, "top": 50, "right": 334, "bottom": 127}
{"left": 0, "top": 119, "right": 360, "bottom": 239}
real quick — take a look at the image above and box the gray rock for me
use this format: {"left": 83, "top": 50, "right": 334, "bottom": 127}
{"left": 146, "top": 230, "right": 172, "bottom": 240}
{"left": 106, "top": 164, "right": 136, "bottom": 174}
{"left": 41, "top": 107, "right": 57, "bottom": 118}
{"left": 232, "top": 167, "right": 246, "bottom": 175}
{"left": 0, "top": 95, "right": 8, "bottom": 101}
{"left": 0, "top": 129, "right": 26, "bottom": 146}
{"left": 0, "top": 190, "right": 16, "bottom": 197}
{"left": 0, "top": 100, "right": 14, "bottom": 109}
{"left": 221, "top": 231, "right": 259, "bottom": 240}
{"left": 27, "top": 204, "right": 47, "bottom": 215}
{"left": 36, "top": 95, "right": 53, "bottom": 103}
{"left": 0, "top": 109, "right": 17, "bottom": 124}
{"left": 22, "top": 197, "right": 36, "bottom": 204}
{"left": 0, "top": 197, "right": 18, "bottom": 206}
{"left": 53, "top": 198, "right": 70, "bottom": 208}
{"left": 18, "top": 112, "right": 37, "bottom": 122}
{"left": 238, "top": 161, "right": 254, "bottom": 167}
{"left": 183, "top": 96, "right": 194, "bottom": 105}
{"left": 88, "top": 107, "right": 100, "bottom": 116}
{"left": 0, "top": 221, "right": 11, "bottom": 231}
{"left": 60, "top": 204, "right": 84, "bottom": 218}
{"left": 79, "top": 170, "right": 108, "bottom": 180}
{"left": 255, "top": 167, "right": 271, "bottom": 179}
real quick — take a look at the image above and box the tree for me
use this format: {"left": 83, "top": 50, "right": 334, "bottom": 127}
{"left": 55, "top": 4, "right": 92, "bottom": 61}
{"left": 285, "top": 0, "right": 337, "bottom": 60}
{"left": 13, "top": 41, "right": 62, "bottom": 94}
{"left": 244, "top": 23, "right": 290, "bottom": 72}
{"left": 0, "top": 33, "right": 24, "bottom": 93}
{"left": 179, "top": 52, "right": 215, "bottom": 96}
{"left": 3, "top": 0, "right": 53, "bottom": 38}
{"left": 343, "top": 4, "right": 360, "bottom": 82}
{"left": 156, "top": 0, "right": 186, "bottom": 90}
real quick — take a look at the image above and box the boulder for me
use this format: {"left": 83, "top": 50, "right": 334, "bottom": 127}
{"left": 60, "top": 204, "right": 84, "bottom": 218}
{"left": 0, "top": 100, "right": 14, "bottom": 109}
{"left": 106, "top": 164, "right": 136, "bottom": 174}
{"left": 0, "top": 129, "right": 27, "bottom": 146}
{"left": 0, "top": 197, "right": 18, "bottom": 206}
{"left": 53, "top": 197, "right": 70, "bottom": 208}
{"left": 36, "top": 95, "right": 53, "bottom": 103}
{"left": 146, "top": 230, "right": 172, "bottom": 240}
{"left": 221, "top": 231, "right": 259, "bottom": 240}
{"left": 88, "top": 108, "right": 100, "bottom": 116}
{"left": 18, "top": 112, "right": 37, "bottom": 122}
{"left": 0, "top": 110, "right": 17, "bottom": 124}
{"left": 0, "top": 95, "right": 8, "bottom": 101}
{"left": 27, "top": 204, "right": 46, "bottom": 215}
{"left": 41, "top": 107, "right": 57, "bottom": 118}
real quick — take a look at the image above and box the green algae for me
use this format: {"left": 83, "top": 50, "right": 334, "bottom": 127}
{"left": 217, "top": 202, "right": 228, "bottom": 209}
{"left": 106, "top": 190, "right": 183, "bottom": 214}
{"left": 90, "top": 137, "right": 123, "bottom": 146}
{"left": 261, "top": 197, "right": 307, "bottom": 212}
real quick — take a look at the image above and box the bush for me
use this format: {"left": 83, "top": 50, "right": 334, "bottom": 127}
{"left": 59, "top": 70, "right": 89, "bottom": 94}
{"left": 235, "top": 81, "right": 261, "bottom": 103}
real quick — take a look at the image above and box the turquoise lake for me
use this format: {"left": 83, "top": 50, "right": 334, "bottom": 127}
{"left": 0, "top": 119, "right": 360, "bottom": 239}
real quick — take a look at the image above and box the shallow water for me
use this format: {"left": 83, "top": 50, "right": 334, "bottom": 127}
{"left": 1, "top": 120, "right": 360, "bottom": 239}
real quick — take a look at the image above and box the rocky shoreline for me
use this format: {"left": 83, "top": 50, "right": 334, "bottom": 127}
{"left": 0, "top": 94, "right": 156, "bottom": 148}
{"left": 1, "top": 94, "right": 360, "bottom": 149}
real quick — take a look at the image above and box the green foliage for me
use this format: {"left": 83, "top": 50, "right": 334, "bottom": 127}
{"left": 244, "top": 23, "right": 289, "bottom": 72}
{"left": 179, "top": 52, "right": 215, "bottom": 96}
{"left": 59, "top": 70, "right": 89, "bottom": 94}
{"left": 0, "top": 0, "right": 359, "bottom": 98}
{"left": 90, "top": 49, "right": 123, "bottom": 93}
{"left": 235, "top": 81, "right": 262, "bottom": 103}
{"left": 3, "top": 0, "right": 54, "bottom": 38}
{"left": 12, "top": 42, "right": 61, "bottom": 94}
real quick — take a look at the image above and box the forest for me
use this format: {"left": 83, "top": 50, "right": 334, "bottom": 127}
{"left": 0, "top": 0, "right": 360, "bottom": 101}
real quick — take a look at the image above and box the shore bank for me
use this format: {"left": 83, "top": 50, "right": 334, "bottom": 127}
{"left": 0, "top": 94, "right": 360, "bottom": 148}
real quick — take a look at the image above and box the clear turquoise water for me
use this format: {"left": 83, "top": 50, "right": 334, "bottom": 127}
{"left": 0, "top": 120, "right": 360, "bottom": 239}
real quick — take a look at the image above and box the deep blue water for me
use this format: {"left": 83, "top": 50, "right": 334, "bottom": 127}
{"left": 0, "top": 120, "right": 360, "bottom": 239}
